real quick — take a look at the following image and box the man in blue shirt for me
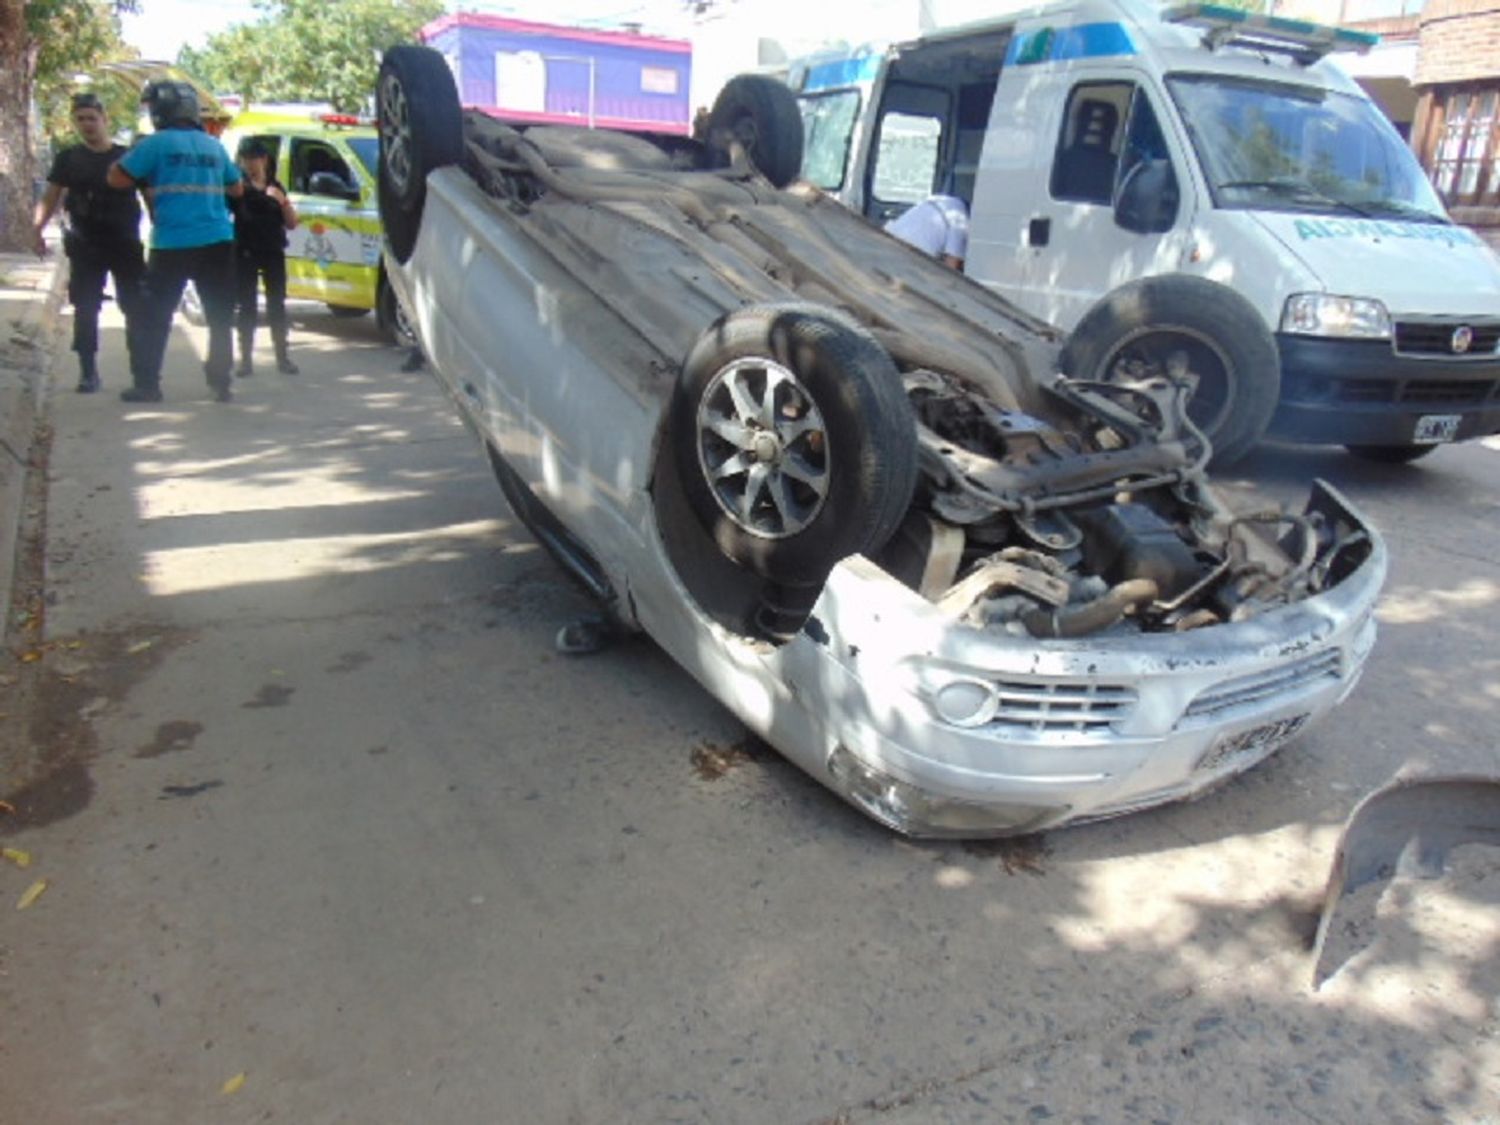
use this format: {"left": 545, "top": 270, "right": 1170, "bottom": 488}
{"left": 107, "top": 81, "right": 243, "bottom": 403}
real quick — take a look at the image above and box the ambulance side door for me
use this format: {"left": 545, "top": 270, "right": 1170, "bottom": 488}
{"left": 284, "top": 135, "right": 368, "bottom": 310}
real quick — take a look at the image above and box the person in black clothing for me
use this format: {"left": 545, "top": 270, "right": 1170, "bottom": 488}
{"left": 230, "top": 138, "right": 299, "bottom": 376}
{"left": 32, "top": 92, "right": 144, "bottom": 393}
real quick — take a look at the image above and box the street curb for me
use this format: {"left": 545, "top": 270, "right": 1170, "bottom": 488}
{"left": 0, "top": 251, "right": 66, "bottom": 642}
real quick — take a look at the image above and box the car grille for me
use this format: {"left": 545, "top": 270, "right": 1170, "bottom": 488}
{"left": 988, "top": 678, "right": 1137, "bottom": 735}
{"left": 1307, "top": 376, "right": 1500, "bottom": 406}
{"left": 1182, "top": 649, "right": 1342, "bottom": 722}
{"left": 1394, "top": 320, "right": 1500, "bottom": 358}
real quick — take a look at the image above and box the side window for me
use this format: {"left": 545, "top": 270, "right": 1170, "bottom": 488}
{"left": 290, "top": 138, "right": 353, "bottom": 195}
{"left": 1051, "top": 82, "right": 1131, "bottom": 204}
{"left": 798, "top": 90, "right": 862, "bottom": 191}
{"left": 871, "top": 111, "right": 943, "bottom": 204}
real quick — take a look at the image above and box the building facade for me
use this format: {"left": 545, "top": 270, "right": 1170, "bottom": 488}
{"left": 1409, "top": 0, "right": 1500, "bottom": 250}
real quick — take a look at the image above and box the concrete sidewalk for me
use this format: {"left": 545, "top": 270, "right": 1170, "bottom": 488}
{"left": 0, "top": 247, "right": 65, "bottom": 639}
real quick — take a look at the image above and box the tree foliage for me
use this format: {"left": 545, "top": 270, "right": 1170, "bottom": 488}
{"left": 178, "top": 0, "right": 444, "bottom": 113}
{"left": 0, "top": 0, "right": 137, "bottom": 250}
{"left": 34, "top": 2, "right": 140, "bottom": 144}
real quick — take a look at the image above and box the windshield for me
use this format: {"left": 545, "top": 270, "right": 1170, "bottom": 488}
{"left": 798, "top": 90, "right": 861, "bottom": 191}
{"left": 1167, "top": 74, "right": 1448, "bottom": 221}
{"left": 347, "top": 137, "right": 378, "bottom": 182}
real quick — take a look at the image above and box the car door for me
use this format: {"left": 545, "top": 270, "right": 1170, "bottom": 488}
{"left": 1019, "top": 77, "right": 1192, "bottom": 330}
{"left": 284, "top": 135, "right": 377, "bottom": 310}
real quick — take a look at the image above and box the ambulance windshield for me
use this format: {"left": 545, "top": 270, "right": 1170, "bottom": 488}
{"left": 1168, "top": 74, "right": 1447, "bottom": 222}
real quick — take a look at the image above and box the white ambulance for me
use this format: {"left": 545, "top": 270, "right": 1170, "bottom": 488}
{"left": 791, "top": 0, "right": 1500, "bottom": 463}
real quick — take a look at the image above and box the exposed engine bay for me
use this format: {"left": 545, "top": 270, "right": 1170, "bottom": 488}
{"left": 883, "top": 369, "right": 1375, "bottom": 639}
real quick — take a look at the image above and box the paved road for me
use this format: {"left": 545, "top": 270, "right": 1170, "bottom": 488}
{"left": 1, "top": 303, "right": 1496, "bottom": 1124}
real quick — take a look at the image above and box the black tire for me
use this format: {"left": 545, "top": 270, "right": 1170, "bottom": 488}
{"left": 1060, "top": 276, "right": 1280, "bottom": 466}
{"left": 1345, "top": 443, "right": 1439, "bottom": 464}
{"left": 376, "top": 276, "right": 416, "bottom": 347}
{"left": 705, "top": 75, "right": 804, "bottom": 188}
{"left": 326, "top": 303, "right": 369, "bottom": 318}
{"left": 671, "top": 304, "right": 918, "bottom": 586}
{"left": 377, "top": 45, "right": 463, "bottom": 264}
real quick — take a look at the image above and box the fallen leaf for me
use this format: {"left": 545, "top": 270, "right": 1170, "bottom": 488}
{"left": 125, "top": 639, "right": 154, "bottom": 655}
{"left": 2, "top": 847, "right": 32, "bottom": 869}
{"left": 20, "top": 651, "right": 41, "bottom": 663}
{"left": 0, "top": 800, "right": 14, "bottom": 814}
{"left": 16, "top": 878, "right": 47, "bottom": 910}
{"left": 221, "top": 1072, "right": 246, "bottom": 1095}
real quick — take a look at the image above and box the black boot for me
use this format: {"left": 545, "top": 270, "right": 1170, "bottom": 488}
{"left": 275, "top": 345, "right": 299, "bottom": 376}
{"left": 236, "top": 334, "right": 254, "bottom": 378}
{"left": 76, "top": 353, "right": 100, "bottom": 394}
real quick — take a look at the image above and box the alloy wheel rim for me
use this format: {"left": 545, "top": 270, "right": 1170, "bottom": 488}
{"left": 696, "top": 357, "right": 830, "bottom": 539}
{"left": 380, "top": 73, "right": 413, "bottom": 196}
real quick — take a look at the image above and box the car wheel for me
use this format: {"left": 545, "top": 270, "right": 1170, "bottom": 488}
{"left": 671, "top": 304, "right": 918, "bottom": 586}
{"left": 180, "top": 281, "right": 204, "bottom": 326}
{"left": 1060, "top": 276, "right": 1279, "bottom": 466}
{"left": 377, "top": 45, "right": 463, "bottom": 264}
{"left": 1344, "top": 443, "right": 1440, "bottom": 464}
{"left": 704, "top": 75, "right": 805, "bottom": 188}
{"left": 376, "top": 276, "right": 416, "bottom": 347}
{"left": 326, "top": 303, "right": 369, "bottom": 318}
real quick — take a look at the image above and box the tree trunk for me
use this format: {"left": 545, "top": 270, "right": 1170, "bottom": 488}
{"left": 0, "top": 0, "right": 36, "bottom": 252}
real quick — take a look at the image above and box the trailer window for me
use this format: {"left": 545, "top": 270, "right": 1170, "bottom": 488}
{"left": 799, "top": 90, "right": 862, "bottom": 191}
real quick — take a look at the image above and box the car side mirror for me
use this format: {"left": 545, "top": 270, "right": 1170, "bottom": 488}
{"left": 1114, "top": 158, "right": 1179, "bottom": 235}
{"left": 308, "top": 170, "right": 360, "bottom": 200}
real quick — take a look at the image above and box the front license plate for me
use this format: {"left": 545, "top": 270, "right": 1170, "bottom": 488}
{"left": 1413, "top": 413, "right": 1461, "bottom": 444}
{"left": 1196, "top": 714, "right": 1309, "bottom": 775}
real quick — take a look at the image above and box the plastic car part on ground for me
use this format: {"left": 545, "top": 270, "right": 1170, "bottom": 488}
{"left": 1311, "top": 772, "right": 1500, "bottom": 988}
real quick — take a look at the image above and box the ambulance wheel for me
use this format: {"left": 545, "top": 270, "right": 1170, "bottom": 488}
{"left": 671, "top": 304, "right": 917, "bottom": 586}
{"left": 704, "top": 75, "right": 805, "bottom": 188}
{"left": 378, "top": 45, "right": 463, "bottom": 264}
{"left": 1344, "top": 443, "right": 1439, "bottom": 464}
{"left": 1061, "top": 276, "right": 1279, "bottom": 466}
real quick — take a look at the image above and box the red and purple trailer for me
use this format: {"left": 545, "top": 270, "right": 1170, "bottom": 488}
{"left": 419, "top": 13, "right": 692, "bottom": 136}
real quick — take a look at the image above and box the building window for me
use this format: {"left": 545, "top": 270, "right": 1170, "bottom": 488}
{"left": 1429, "top": 87, "right": 1499, "bottom": 205}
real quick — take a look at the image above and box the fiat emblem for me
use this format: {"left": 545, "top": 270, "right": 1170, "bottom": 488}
{"left": 1452, "top": 325, "right": 1474, "bottom": 354}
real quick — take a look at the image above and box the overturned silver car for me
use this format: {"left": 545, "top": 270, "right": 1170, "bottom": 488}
{"left": 377, "top": 46, "right": 1386, "bottom": 837}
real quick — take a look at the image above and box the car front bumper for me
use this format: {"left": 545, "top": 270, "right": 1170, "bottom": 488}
{"left": 777, "top": 484, "right": 1387, "bottom": 838}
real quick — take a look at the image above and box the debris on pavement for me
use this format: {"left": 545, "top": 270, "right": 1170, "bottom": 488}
{"left": 1312, "top": 772, "right": 1500, "bottom": 988}
{"left": 15, "top": 878, "right": 48, "bottom": 910}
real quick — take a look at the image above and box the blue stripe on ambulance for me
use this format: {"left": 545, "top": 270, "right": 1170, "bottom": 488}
{"left": 803, "top": 54, "right": 884, "bottom": 92}
{"left": 1004, "top": 22, "right": 1138, "bottom": 66}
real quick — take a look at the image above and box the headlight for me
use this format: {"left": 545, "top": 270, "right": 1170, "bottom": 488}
{"left": 827, "top": 746, "right": 1067, "bottom": 836}
{"left": 1281, "top": 294, "right": 1391, "bottom": 339}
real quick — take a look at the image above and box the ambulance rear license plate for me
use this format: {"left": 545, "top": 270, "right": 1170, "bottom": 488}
{"left": 1414, "top": 414, "right": 1461, "bottom": 444}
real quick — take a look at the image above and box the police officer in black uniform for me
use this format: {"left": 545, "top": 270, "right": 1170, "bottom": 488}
{"left": 229, "top": 137, "right": 299, "bottom": 376}
{"left": 32, "top": 92, "right": 144, "bottom": 393}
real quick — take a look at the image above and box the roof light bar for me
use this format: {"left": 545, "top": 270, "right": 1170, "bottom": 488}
{"left": 1164, "top": 3, "right": 1378, "bottom": 63}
